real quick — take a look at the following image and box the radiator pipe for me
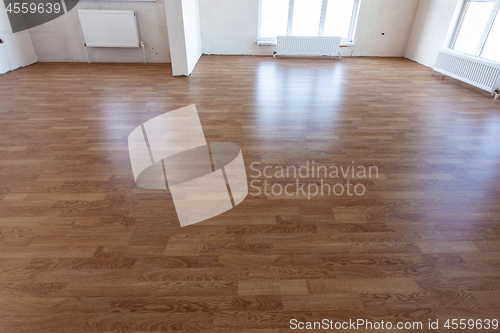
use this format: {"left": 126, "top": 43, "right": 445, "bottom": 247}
{"left": 84, "top": 43, "right": 90, "bottom": 63}
{"left": 140, "top": 42, "right": 146, "bottom": 64}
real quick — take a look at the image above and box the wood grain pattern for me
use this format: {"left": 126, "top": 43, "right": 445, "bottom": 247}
{"left": 0, "top": 56, "right": 499, "bottom": 332}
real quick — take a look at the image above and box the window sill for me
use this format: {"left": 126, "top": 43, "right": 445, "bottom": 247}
{"left": 256, "top": 38, "right": 355, "bottom": 47}
{"left": 256, "top": 39, "right": 277, "bottom": 46}
{"left": 341, "top": 42, "right": 355, "bottom": 47}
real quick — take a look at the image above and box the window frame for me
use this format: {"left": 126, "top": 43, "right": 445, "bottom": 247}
{"left": 450, "top": 0, "right": 500, "bottom": 57}
{"left": 257, "top": 0, "right": 361, "bottom": 45}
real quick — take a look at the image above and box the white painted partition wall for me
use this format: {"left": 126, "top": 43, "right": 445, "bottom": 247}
{"left": 0, "top": 1, "right": 37, "bottom": 75}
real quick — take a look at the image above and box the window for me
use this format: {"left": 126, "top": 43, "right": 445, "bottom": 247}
{"left": 452, "top": 0, "right": 500, "bottom": 63}
{"left": 258, "top": 0, "right": 360, "bottom": 44}
{"left": 259, "top": 0, "right": 290, "bottom": 39}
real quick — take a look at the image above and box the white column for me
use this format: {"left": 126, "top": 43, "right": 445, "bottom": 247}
{"left": 165, "top": 0, "right": 202, "bottom": 76}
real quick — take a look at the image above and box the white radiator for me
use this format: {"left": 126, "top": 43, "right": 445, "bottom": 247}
{"left": 77, "top": 9, "right": 146, "bottom": 63}
{"left": 275, "top": 36, "right": 342, "bottom": 58}
{"left": 433, "top": 48, "right": 500, "bottom": 99}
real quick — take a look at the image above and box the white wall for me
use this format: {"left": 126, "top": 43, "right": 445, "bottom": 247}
{"left": 2, "top": 0, "right": 467, "bottom": 70}
{"left": 405, "top": 0, "right": 464, "bottom": 67}
{"left": 199, "top": 0, "right": 270, "bottom": 55}
{"left": 28, "top": 0, "right": 170, "bottom": 63}
{"left": 0, "top": 1, "right": 37, "bottom": 74}
{"left": 199, "top": 0, "right": 420, "bottom": 57}
{"left": 345, "top": 0, "right": 420, "bottom": 56}
{"left": 165, "top": 0, "right": 202, "bottom": 76}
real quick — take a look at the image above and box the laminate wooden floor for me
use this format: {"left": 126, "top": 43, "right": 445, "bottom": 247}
{"left": 0, "top": 56, "right": 499, "bottom": 332}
